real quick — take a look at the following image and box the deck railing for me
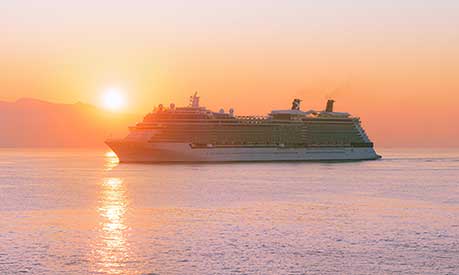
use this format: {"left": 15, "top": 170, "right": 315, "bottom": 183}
{"left": 235, "top": 116, "right": 267, "bottom": 120}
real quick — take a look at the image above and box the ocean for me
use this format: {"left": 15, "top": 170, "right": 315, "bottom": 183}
{"left": 0, "top": 148, "right": 458, "bottom": 274}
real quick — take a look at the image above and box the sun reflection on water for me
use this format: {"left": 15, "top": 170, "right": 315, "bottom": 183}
{"left": 104, "top": 151, "right": 119, "bottom": 171}
{"left": 94, "top": 177, "right": 130, "bottom": 274}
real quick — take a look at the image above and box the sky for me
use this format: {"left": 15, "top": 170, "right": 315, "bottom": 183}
{"left": 0, "top": 0, "right": 458, "bottom": 146}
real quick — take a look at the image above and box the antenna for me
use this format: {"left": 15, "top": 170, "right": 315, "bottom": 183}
{"left": 189, "top": 91, "right": 200, "bottom": 108}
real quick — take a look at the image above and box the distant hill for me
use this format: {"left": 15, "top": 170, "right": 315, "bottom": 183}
{"left": 0, "top": 98, "right": 140, "bottom": 147}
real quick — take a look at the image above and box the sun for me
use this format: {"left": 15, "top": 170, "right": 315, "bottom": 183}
{"left": 101, "top": 87, "right": 125, "bottom": 111}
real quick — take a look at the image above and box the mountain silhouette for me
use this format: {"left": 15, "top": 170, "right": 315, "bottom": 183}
{"left": 0, "top": 98, "right": 140, "bottom": 147}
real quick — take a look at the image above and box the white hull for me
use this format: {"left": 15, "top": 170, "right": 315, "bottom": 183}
{"left": 106, "top": 140, "right": 381, "bottom": 163}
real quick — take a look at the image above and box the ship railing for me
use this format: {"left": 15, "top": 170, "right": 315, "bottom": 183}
{"left": 234, "top": 116, "right": 268, "bottom": 124}
{"left": 235, "top": 116, "right": 267, "bottom": 120}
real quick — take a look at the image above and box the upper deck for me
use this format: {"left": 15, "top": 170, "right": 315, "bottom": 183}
{"left": 124, "top": 94, "right": 372, "bottom": 147}
{"left": 137, "top": 93, "right": 356, "bottom": 128}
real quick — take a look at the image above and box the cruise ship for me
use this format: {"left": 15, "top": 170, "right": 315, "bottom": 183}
{"left": 106, "top": 93, "right": 381, "bottom": 162}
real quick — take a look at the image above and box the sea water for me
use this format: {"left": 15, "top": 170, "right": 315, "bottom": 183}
{"left": 0, "top": 148, "right": 458, "bottom": 274}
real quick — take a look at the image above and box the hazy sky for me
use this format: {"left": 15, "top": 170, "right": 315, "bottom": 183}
{"left": 1, "top": 0, "right": 458, "bottom": 146}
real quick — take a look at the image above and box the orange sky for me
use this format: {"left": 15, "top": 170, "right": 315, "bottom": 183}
{"left": 1, "top": 1, "right": 458, "bottom": 147}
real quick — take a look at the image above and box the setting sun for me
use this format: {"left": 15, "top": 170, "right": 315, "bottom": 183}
{"left": 101, "top": 88, "right": 125, "bottom": 111}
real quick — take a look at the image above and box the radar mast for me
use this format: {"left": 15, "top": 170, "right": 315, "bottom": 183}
{"left": 189, "top": 92, "right": 200, "bottom": 108}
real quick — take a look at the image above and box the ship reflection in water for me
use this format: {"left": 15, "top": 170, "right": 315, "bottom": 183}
{"left": 94, "top": 175, "right": 130, "bottom": 274}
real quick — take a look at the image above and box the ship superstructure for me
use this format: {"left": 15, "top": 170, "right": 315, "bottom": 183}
{"left": 106, "top": 93, "right": 380, "bottom": 162}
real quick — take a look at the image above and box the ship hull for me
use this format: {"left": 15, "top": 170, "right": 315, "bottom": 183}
{"left": 105, "top": 140, "right": 381, "bottom": 163}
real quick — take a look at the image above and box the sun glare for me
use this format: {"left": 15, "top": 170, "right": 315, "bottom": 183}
{"left": 101, "top": 87, "right": 125, "bottom": 111}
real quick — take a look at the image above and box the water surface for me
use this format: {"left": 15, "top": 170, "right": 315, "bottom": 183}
{"left": 0, "top": 148, "right": 458, "bottom": 274}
